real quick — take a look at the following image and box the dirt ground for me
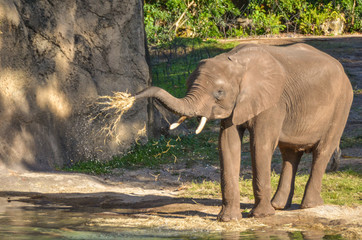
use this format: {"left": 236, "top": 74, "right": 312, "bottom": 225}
{"left": 0, "top": 35, "right": 361, "bottom": 239}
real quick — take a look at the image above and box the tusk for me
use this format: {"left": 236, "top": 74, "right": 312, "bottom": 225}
{"left": 195, "top": 117, "right": 207, "bottom": 134}
{"left": 170, "top": 116, "right": 187, "bottom": 130}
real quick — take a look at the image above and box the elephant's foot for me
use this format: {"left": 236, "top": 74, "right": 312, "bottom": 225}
{"left": 271, "top": 193, "right": 291, "bottom": 210}
{"left": 249, "top": 202, "right": 275, "bottom": 218}
{"left": 300, "top": 194, "right": 323, "bottom": 209}
{"left": 217, "top": 206, "right": 242, "bottom": 222}
{"left": 271, "top": 199, "right": 291, "bottom": 210}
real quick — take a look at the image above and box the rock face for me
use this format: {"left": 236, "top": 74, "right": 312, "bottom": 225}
{"left": 0, "top": 0, "right": 150, "bottom": 170}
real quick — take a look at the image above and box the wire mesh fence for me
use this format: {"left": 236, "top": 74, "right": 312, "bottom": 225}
{"left": 148, "top": 39, "right": 233, "bottom": 97}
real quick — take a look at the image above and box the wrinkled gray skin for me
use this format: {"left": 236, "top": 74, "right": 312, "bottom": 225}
{"left": 136, "top": 43, "right": 353, "bottom": 221}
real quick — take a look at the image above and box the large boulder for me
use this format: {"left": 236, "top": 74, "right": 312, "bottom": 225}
{"left": 0, "top": 0, "right": 150, "bottom": 170}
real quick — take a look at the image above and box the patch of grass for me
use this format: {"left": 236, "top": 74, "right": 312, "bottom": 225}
{"left": 63, "top": 160, "right": 109, "bottom": 175}
{"left": 291, "top": 170, "right": 362, "bottom": 206}
{"left": 353, "top": 88, "right": 362, "bottom": 95}
{"left": 184, "top": 180, "right": 221, "bottom": 199}
{"left": 182, "top": 170, "right": 362, "bottom": 206}
{"left": 340, "top": 135, "right": 362, "bottom": 149}
{"left": 64, "top": 132, "right": 220, "bottom": 174}
{"left": 182, "top": 175, "right": 254, "bottom": 200}
{"left": 320, "top": 170, "right": 362, "bottom": 206}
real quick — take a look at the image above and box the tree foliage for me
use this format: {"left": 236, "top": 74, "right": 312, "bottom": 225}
{"left": 144, "top": 0, "right": 240, "bottom": 44}
{"left": 144, "top": 0, "right": 361, "bottom": 44}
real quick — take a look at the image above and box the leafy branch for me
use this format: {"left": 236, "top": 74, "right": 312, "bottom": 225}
{"left": 171, "top": 0, "right": 195, "bottom": 34}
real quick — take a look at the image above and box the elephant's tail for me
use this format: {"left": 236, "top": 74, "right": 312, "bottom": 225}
{"left": 328, "top": 145, "right": 341, "bottom": 172}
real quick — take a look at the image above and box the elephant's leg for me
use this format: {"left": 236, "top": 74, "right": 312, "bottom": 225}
{"left": 301, "top": 91, "right": 352, "bottom": 209}
{"left": 248, "top": 110, "right": 284, "bottom": 218}
{"left": 300, "top": 145, "right": 336, "bottom": 209}
{"left": 248, "top": 134, "right": 276, "bottom": 218}
{"left": 217, "top": 120, "right": 244, "bottom": 222}
{"left": 271, "top": 147, "right": 303, "bottom": 209}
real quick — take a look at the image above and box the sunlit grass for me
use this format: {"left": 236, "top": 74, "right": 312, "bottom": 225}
{"left": 182, "top": 170, "right": 362, "bottom": 206}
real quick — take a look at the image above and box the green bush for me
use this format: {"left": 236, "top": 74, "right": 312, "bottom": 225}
{"left": 299, "top": 2, "right": 342, "bottom": 34}
{"left": 144, "top": 0, "right": 240, "bottom": 44}
{"left": 340, "top": 0, "right": 362, "bottom": 32}
{"left": 144, "top": 2, "right": 173, "bottom": 44}
{"left": 248, "top": 3, "right": 285, "bottom": 34}
{"left": 144, "top": 0, "right": 361, "bottom": 44}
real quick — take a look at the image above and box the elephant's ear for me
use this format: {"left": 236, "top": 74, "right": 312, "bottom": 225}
{"left": 229, "top": 46, "right": 286, "bottom": 125}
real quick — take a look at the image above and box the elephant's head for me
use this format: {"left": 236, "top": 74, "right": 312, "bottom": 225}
{"left": 136, "top": 44, "right": 286, "bottom": 134}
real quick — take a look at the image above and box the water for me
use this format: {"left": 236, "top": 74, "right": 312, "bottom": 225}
{"left": 0, "top": 197, "right": 345, "bottom": 240}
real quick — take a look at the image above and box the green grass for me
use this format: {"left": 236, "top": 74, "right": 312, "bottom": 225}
{"left": 64, "top": 132, "right": 220, "bottom": 174}
{"left": 340, "top": 135, "right": 362, "bottom": 149}
{"left": 63, "top": 121, "right": 251, "bottom": 175}
{"left": 182, "top": 170, "right": 362, "bottom": 206}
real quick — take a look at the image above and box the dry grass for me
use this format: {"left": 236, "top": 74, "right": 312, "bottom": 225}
{"left": 89, "top": 214, "right": 262, "bottom": 233}
{"left": 92, "top": 91, "right": 136, "bottom": 140}
{"left": 87, "top": 205, "right": 362, "bottom": 239}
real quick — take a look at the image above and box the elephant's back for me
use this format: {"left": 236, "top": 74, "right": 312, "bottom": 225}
{"left": 267, "top": 43, "right": 350, "bottom": 93}
{"left": 274, "top": 43, "right": 353, "bottom": 144}
{"left": 267, "top": 43, "right": 342, "bottom": 71}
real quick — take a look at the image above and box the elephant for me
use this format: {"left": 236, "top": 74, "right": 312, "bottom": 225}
{"left": 135, "top": 43, "right": 353, "bottom": 221}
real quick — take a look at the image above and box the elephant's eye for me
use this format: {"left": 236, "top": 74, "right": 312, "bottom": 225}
{"left": 214, "top": 89, "right": 225, "bottom": 101}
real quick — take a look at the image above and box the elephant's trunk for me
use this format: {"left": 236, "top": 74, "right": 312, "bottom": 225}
{"left": 135, "top": 87, "right": 197, "bottom": 117}
{"left": 135, "top": 87, "right": 208, "bottom": 134}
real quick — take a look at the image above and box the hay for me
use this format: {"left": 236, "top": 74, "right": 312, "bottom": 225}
{"left": 98, "top": 91, "right": 135, "bottom": 116}
{"left": 94, "top": 91, "right": 136, "bottom": 139}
